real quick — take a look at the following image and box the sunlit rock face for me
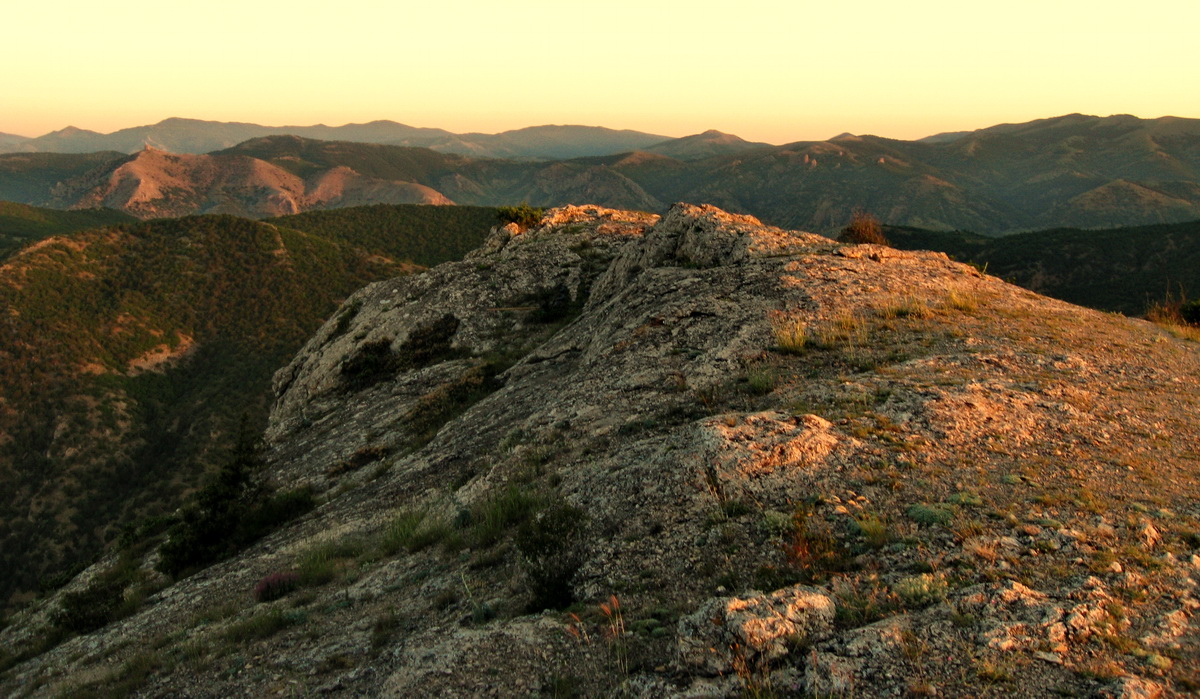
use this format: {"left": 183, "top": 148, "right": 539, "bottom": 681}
{"left": 5, "top": 203, "right": 1200, "bottom": 699}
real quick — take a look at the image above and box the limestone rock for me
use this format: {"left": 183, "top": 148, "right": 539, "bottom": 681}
{"left": 677, "top": 585, "right": 835, "bottom": 675}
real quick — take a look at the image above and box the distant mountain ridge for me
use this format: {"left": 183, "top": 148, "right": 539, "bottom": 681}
{"left": 44, "top": 146, "right": 450, "bottom": 219}
{"left": 3, "top": 114, "right": 1200, "bottom": 233}
{"left": 3, "top": 118, "right": 677, "bottom": 161}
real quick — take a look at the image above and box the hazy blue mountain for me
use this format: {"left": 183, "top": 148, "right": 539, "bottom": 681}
{"left": 643, "top": 129, "right": 772, "bottom": 160}
{"left": 9, "top": 118, "right": 673, "bottom": 160}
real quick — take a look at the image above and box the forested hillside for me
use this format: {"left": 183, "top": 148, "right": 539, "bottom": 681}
{"left": 887, "top": 219, "right": 1200, "bottom": 314}
{"left": 270, "top": 204, "right": 498, "bottom": 266}
{"left": 0, "top": 206, "right": 514, "bottom": 608}
{"left": 0, "top": 202, "right": 135, "bottom": 259}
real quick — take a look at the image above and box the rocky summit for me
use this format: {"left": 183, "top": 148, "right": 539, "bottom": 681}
{"left": 3, "top": 204, "right": 1199, "bottom": 697}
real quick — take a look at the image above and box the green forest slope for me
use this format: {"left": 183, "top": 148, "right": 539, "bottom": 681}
{"left": 0, "top": 204, "right": 500, "bottom": 608}
{"left": 886, "top": 219, "right": 1200, "bottom": 315}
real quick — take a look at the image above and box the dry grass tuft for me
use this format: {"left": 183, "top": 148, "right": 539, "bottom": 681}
{"left": 770, "top": 312, "right": 808, "bottom": 354}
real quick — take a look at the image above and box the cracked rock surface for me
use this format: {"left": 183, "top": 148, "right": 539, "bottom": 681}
{"left": 3, "top": 203, "right": 1200, "bottom": 697}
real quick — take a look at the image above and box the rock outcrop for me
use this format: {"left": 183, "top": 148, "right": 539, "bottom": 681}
{"left": 2, "top": 203, "right": 1199, "bottom": 697}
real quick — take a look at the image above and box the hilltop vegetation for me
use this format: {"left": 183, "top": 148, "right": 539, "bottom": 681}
{"left": 887, "top": 219, "right": 1200, "bottom": 315}
{"left": 0, "top": 202, "right": 134, "bottom": 259}
{"left": 270, "top": 204, "right": 498, "bottom": 266}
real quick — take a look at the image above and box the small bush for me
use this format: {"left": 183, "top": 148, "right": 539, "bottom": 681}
{"left": 54, "top": 576, "right": 125, "bottom": 634}
{"left": 895, "top": 573, "right": 948, "bottom": 607}
{"left": 253, "top": 572, "right": 300, "bottom": 602}
{"left": 497, "top": 203, "right": 545, "bottom": 229}
{"left": 837, "top": 211, "right": 889, "bottom": 246}
{"left": 907, "top": 503, "right": 953, "bottom": 526}
{"left": 222, "top": 609, "right": 303, "bottom": 643}
{"left": 516, "top": 502, "right": 589, "bottom": 611}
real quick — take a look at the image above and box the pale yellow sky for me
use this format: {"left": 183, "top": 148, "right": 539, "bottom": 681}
{"left": 3, "top": 0, "right": 1198, "bottom": 143}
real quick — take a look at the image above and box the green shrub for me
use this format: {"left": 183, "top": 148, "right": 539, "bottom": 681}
{"left": 907, "top": 503, "right": 953, "bottom": 526}
{"left": 895, "top": 573, "right": 948, "bottom": 607}
{"left": 53, "top": 576, "right": 125, "bottom": 634}
{"left": 497, "top": 203, "right": 545, "bottom": 229}
{"left": 516, "top": 502, "right": 589, "bottom": 611}
{"left": 157, "top": 431, "right": 315, "bottom": 578}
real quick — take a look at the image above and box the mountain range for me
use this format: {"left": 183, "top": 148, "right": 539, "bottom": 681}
{"left": 2, "top": 114, "right": 1199, "bottom": 234}
{"left": 0, "top": 119, "right": 683, "bottom": 161}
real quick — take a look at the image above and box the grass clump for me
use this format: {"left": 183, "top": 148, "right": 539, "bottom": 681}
{"left": 295, "top": 537, "right": 365, "bottom": 587}
{"left": 380, "top": 509, "right": 452, "bottom": 555}
{"left": 907, "top": 503, "right": 953, "bottom": 526}
{"left": 466, "top": 486, "right": 547, "bottom": 548}
{"left": 811, "top": 311, "right": 867, "bottom": 349}
{"left": 222, "top": 608, "right": 305, "bottom": 643}
{"left": 877, "top": 294, "right": 932, "bottom": 319}
{"left": 769, "top": 312, "right": 807, "bottom": 354}
{"left": 853, "top": 513, "right": 891, "bottom": 549}
{"left": 837, "top": 210, "right": 889, "bottom": 246}
{"left": 894, "top": 574, "right": 948, "bottom": 608}
{"left": 1146, "top": 291, "right": 1200, "bottom": 342}
{"left": 741, "top": 365, "right": 778, "bottom": 395}
{"left": 942, "top": 288, "right": 980, "bottom": 312}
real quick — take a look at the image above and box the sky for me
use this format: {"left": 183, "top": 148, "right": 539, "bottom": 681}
{"left": 4, "top": 0, "right": 1198, "bottom": 144}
